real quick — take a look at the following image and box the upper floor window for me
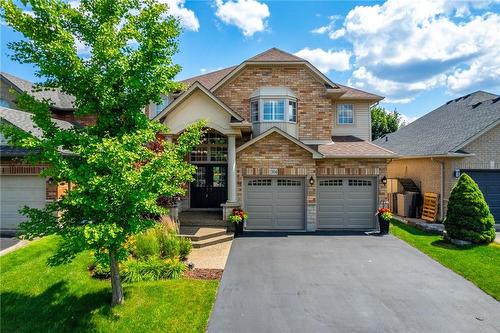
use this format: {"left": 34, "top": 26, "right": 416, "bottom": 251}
{"left": 337, "top": 104, "right": 354, "bottom": 124}
{"left": 0, "top": 99, "right": 11, "bottom": 108}
{"left": 249, "top": 87, "right": 297, "bottom": 123}
{"left": 150, "top": 95, "right": 170, "bottom": 119}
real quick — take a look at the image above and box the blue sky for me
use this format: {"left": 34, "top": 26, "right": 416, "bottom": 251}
{"left": 1, "top": 0, "right": 499, "bottom": 122}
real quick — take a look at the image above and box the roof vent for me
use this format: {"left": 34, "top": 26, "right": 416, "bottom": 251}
{"left": 492, "top": 97, "right": 500, "bottom": 104}
{"left": 471, "top": 102, "right": 482, "bottom": 109}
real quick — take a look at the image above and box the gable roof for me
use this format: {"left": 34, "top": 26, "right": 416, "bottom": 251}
{"left": 236, "top": 127, "right": 323, "bottom": 159}
{"left": 1, "top": 72, "right": 75, "bottom": 110}
{"left": 248, "top": 47, "right": 304, "bottom": 62}
{"left": 374, "top": 91, "right": 500, "bottom": 156}
{"left": 154, "top": 81, "right": 243, "bottom": 122}
{"left": 179, "top": 48, "right": 383, "bottom": 102}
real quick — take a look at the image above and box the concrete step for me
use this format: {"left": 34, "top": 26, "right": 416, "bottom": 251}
{"left": 180, "top": 227, "right": 228, "bottom": 241}
{"left": 191, "top": 233, "right": 234, "bottom": 248}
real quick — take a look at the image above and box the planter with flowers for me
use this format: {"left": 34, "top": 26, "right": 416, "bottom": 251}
{"left": 228, "top": 208, "right": 248, "bottom": 236}
{"left": 377, "top": 208, "right": 392, "bottom": 235}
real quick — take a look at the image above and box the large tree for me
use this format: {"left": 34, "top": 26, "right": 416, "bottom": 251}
{"left": 0, "top": 0, "right": 204, "bottom": 306}
{"left": 371, "top": 106, "right": 402, "bottom": 141}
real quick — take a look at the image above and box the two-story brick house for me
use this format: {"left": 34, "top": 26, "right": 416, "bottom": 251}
{"left": 154, "top": 48, "right": 396, "bottom": 231}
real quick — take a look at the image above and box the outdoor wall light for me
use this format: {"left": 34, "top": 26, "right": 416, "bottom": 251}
{"left": 309, "top": 176, "right": 315, "bottom": 186}
{"left": 381, "top": 176, "right": 387, "bottom": 185}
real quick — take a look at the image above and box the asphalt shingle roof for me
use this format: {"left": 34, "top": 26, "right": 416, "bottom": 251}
{"left": 374, "top": 91, "right": 500, "bottom": 156}
{"left": 1, "top": 72, "right": 75, "bottom": 110}
{"left": 0, "top": 106, "right": 73, "bottom": 139}
{"left": 317, "top": 136, "right": 396, "bottom": 157}
{"left": 180, "top": 48, "right": 382, "bottom": 101}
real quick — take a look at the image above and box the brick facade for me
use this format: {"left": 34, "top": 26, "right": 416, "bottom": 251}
{"left": 236, "top": 132, "right": 388, "bottom": 230}
{"left": 387, "top": 125, "right": 500, "bottom": 219}
{"left": 214, "top": 65, "right": 335, "bottom": 141}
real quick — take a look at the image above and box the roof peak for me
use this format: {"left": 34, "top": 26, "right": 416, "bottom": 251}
{"left": 247, "top": 47, "right": 304, "bottom": 62}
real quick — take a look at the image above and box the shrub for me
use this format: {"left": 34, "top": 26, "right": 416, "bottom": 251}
{"left": 134, "top": 229, "right": 160, "bottom": 259}
{"left": 90, "top": 261, "right": 111, "bottom": 279}
{"left": 121, "top": 258, "right": 187, "bottom": 283}
{"left": 156, "top": 227, "right": 181, "bottom": 259}
{"left": 444, "top": 173, "right": 496, "bottom": 243}
{"left": 179, "top": 237, "right": 192, "bottom": 261}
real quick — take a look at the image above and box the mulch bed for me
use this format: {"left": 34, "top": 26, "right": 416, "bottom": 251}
{"left": 183, "top": 268, "right": 223, "bottom": 280}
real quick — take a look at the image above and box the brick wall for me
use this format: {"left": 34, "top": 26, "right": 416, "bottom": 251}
{"left": 214, "top": 65, "right": 335, "bottom": 141}
{"left": 456, "top": 124, "right": 500, "bottom": 169}
{"left": 236, "top": 132, "right": 388, "bottom": 230}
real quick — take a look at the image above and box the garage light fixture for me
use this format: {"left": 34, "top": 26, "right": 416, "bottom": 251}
{"left": 381, "top": 176, "right": 387, "bottom": 185}
{"left": 309, "top": 176, "right": 315, "bottom": 186}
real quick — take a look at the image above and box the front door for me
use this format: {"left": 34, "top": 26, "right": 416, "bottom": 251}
{"left": 190, "top": 165, "right": 227, "bottom": 208}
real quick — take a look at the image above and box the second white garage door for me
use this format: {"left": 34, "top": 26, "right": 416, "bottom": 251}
{"left": 317, "top": 177, "right": 376, "bottom": 229}
{"left": 0, "top": 175, "right": 46, "bottom": 231}
{"left": 244, "top": 178, "right": 305, "bottom": 230}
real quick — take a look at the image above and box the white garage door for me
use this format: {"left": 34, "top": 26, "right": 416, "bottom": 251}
{"left": 244, "top": 178, "right": 305, "bottom": 230}
{"left": 317, "top": 178, "right": 376, "bottom": 229}
{"left": 0, "top": 175, "right": 46, "bottom": 230}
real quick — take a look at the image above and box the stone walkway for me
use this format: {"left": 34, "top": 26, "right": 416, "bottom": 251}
{"left": 188, "top": 240, "right": 233, "bottom": 269}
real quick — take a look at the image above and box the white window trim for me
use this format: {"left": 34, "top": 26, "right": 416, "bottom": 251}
{"left": 337, "top": 104, "right": 354, "bottom": 125}
{"left": 250, "top": 97, "right": 297, "bottom": 123}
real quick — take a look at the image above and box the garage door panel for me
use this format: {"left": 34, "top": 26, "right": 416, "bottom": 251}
{"left": 465, "top": 171, "right": 500, "bottom": 224}
{"left": 245, "top": 178, "right": 305, "bottom": 230}
{"left": 318, "top": 178, "right": 375, "bottom": 229}
{"left": 1, "top": 176, "right": 46, "bottom": 230}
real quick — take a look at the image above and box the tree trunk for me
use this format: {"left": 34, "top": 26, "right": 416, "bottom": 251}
{"left": 110, "top": 250, "right": 124, "bottom": 306}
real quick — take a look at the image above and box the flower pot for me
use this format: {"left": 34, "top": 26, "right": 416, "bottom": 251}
{"left": 378, "top": 215, "right": 390, "bottom": 235}
{"left": 233, "top": 222, "right": 244, "bottom": 237}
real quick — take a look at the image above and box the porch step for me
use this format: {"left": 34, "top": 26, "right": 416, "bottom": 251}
{"left": 179, "top": 211, "right": 228, "bottom": 227}
{"left": 180, "top": 227, "right": 228, "bottom": 241}
{"left": 191, "top": 233, "right": 234, "bottom": 248}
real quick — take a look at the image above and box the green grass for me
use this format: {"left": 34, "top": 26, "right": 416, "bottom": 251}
{"left": 0, "top": 237, "right": 219, "bottom": 333}
{"left": 390, "top": 220, "right": 500, "bottom": 300}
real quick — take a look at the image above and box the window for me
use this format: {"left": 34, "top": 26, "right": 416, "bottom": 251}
{"left": 0, "top": 99, "right": 11, "bottom": 108}
{"left": 189, "top": 132, "right": 228, "bottom": 162}
{"left": 288, "top": 101, "right": 297, "bottom": 122}
{"left": 263, "top": 100, "right": 285, "bottom": 121}
{"left": 348, "top": 179, "right": 372, "bottom": 186}
{"left": 151, "top": 95, "right": 170, "bottom": 119}
{"left": 251, "top": 100, "right": 259, "bottom": 122}
{"left": 319, "top": 179, "right": 343, "bottom": 186}
{"left": 248, "top": 179, "right": 272, "bottom": 186}
{"left": 277, "top": 179, "right": 302, "bottom": 186}
{"left": 337, "top": 104, "right": 353, "bottom": 124}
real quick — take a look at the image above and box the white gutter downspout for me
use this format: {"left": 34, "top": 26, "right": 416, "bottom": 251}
{"left": 431, "top": 157, "right": 445, "bottom": 221}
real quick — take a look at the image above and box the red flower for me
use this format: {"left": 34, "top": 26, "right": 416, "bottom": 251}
{"left": 378, "top": 208, "right": 391, "bottom": 214}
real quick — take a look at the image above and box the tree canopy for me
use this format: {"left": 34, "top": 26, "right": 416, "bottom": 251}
{"left": 371, "top": 106, "right": 402, "bottom": 141}
{"left": 0, "top": 0, "right": 204, "bottom": 305}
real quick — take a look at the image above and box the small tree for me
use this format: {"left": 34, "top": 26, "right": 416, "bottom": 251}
{"left": 371, "top": 107, "right": 402, "bottom": 141}
{"left": 0, "top": 0, "right": 204, "bottom": 306}
{"left": 444, "top": 173, "right": 496, "bottom": 244}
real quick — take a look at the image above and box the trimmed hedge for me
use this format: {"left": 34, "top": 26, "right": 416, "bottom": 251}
{"left": 444, "top": 173, "right": 496, "bottom": 243}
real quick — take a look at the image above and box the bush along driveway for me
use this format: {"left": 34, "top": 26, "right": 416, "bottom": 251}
{"left": 390, "top": 220, "right": 500, "bottom": 300}
{"left": 0, "top": 237, "right": 218, "bottom": 333}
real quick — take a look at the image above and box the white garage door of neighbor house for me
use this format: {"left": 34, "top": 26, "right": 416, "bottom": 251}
{"left": 317, "top": 178, "right": 376, "bottom": 229}
{"left": 0, "top": 175, "right": 46, "bottom": 230}
{"left": 244, "top": 178, "right": 305, "bottom": 230}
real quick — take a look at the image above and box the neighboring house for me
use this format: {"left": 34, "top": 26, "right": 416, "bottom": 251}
{"left": 0, "top": 72, "right": 95, "bottom": 126}
{"left": 154, "top": 48, "right": 395, "bottom": 231}
{"left": 375, "top": 91, "right": 500, "bottom": 222}
{"left": 0, "top": 107, "right": 73, "bottom": 233}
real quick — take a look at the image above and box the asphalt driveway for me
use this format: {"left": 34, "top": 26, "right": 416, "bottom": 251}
{"left": 208, "top": 232, "right": 500, "bottom": 333}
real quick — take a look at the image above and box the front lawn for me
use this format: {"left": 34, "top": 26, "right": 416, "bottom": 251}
{"left": 0, "top": 237, "right": 218, "bottom": 333}
{"left": 390, "top": 220, "right": 500, "bottom": 300}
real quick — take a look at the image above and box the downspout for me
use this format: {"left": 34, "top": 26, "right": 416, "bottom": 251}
{"left": 431, "top": 157, "right": 445, "bottom": 221}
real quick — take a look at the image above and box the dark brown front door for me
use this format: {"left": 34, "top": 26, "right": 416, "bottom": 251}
{"left": 190, "top": 165, "right": 227, "bottom": 208}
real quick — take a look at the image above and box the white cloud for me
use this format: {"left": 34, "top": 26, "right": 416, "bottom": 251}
{"left": 215, "top": 0, "right": 270, "bottom": 37}
{"left": 326, "top": 0, "right": 500, "bottom": 102}
{"left": 399, "top": 114, "right": 418, "bottom": 124}
{"left": 159, "top": 0, "right": 199, "bottom": 31}
{"left": 294, "top": 48, "right": 351, "bottom": 73}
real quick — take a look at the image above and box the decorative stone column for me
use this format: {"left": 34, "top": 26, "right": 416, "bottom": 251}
{"left": 227, "top": 134, "right": 237, "bottom": 203}
{"left": 222, "top": 134, "right": 240, "bottom": 223}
